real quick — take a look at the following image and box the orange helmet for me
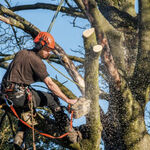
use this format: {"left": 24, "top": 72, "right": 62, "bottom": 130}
{"left": 34, "top": 32, "right": 55, "bottom": 49}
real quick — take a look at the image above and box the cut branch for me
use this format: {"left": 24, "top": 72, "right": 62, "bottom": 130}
{"left": 93, "top": 45, "right": 103, "bottom": 53}
{"left": 83, "top": 27, "right": 102, "bottom": 149}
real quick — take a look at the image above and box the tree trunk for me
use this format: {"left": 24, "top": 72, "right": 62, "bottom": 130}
{"left": 103, "top": 85, "right": 150, "bottom": 150}
{"left": 81, "top": 28, "right": 102, "bottom": 150}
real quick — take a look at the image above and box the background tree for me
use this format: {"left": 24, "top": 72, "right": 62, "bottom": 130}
{"left": 0, "top": 0, "right": 150, "bottom": 150}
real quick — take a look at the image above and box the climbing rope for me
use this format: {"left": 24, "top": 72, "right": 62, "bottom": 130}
{"left": 26, "top": 88, "right": 36, "bottom": 150}
{"left": 47, "top": 0, "right": 64, "bottom": 33}
{"left": 46, "top": 60, "right": 81, "bottom": 87}
{"left": 46, "top": 0, "right": 83, "bottom": 88}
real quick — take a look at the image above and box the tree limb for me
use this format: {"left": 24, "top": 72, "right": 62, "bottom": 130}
{"left": 0, "top": 54, "right": 15, "bottom": 63}
{"left": 0, "top": 4, "right": 40, "bottom": 37}
{"left": 10, "top": 3, "right": 85, "bottom": 19}
{"left": 98, "top": 4, "right": 137, "bottom": 30}
{"left": 0, "top": 62, "right": 9, "bottom": 69}
{"left": 83, "top": 27, "right": 102, "bottom": 149}
{"left": 53, "top": 45, "right": 85, "bottom": 95}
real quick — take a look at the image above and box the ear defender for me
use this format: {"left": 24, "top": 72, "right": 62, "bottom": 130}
{"left": 34, "top": 38, "right": 47, "bottom": 51}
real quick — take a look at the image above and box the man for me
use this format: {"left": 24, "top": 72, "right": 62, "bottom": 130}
{"left": 1, "top": 32, "right": 78, "bottom": 149}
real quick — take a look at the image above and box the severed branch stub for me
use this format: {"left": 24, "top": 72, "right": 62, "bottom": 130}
{"left": 83, "top": 28, "right": 95, "bottom": 38}
{"left": 83, "top": 28, "right": 103, "bottom": 54}
{"left": 93, "top": 45, "right": 103, "bottom": 53}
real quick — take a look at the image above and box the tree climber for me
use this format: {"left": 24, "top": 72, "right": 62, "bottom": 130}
{"left": 1, "top": 32, "right": 78, "bottom": 149}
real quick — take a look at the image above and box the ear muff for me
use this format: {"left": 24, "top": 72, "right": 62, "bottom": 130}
{"left": 34, "top": 38, "right": 47, "bottom": 51}
{"left": 35, "top": 42, "right": 43, "bottom": 51}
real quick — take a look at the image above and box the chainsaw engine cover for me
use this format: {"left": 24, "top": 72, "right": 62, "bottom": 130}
{"left": 71, "top": 97, "right": 91, "bottom": 119}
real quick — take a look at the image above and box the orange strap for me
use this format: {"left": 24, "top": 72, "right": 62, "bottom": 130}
{"left": 10, "top": 105, "right": 74, "bottom": 139}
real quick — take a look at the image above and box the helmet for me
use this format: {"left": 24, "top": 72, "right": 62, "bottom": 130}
{"left": 34, "top": 32, "right": 55, "bottom": 49}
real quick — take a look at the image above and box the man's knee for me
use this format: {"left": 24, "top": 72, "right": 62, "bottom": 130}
{"left": 13, "top": 131, "right": 25, "bottom": 149}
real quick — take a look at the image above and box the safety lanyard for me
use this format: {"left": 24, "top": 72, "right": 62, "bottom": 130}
{"left": 4, "top": 96, "right": 74, "bottom": 139}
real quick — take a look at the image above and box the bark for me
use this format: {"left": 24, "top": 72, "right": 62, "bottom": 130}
{"left": 52, "top": 45, "right": 85, "bottom": 95}
{"left": 81, "top": 28, "right": 102, "bottom": 150}
{"left": 0, "top": 4, "right": 40, "bottom": 37}
{"left": 132, "top": 0, "right": 150, "bottom": 108}
{"left": 98, "top": 1, "right": 137, "bottom": 30}
{"left": 101, "top": 0, "right": 150, "bottom": 149}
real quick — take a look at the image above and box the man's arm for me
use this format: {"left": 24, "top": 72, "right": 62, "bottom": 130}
{"left": 44, "top": 76, "right": 77, "bottom": 104}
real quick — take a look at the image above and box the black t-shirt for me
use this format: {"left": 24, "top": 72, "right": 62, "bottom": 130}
{"left": 2, "top": 49, "right": 49, "bottom": 85}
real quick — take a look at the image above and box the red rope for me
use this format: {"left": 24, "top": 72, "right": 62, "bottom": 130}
{"left": 10, "top": 105, "right": 74, "bottom": 139}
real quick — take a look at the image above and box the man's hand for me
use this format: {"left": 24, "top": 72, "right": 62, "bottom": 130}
{"left": 67, "top": 99, "right": 78, "bottom": 105}
{"left": 44, "top": 77, "right": 78, "bottom": 104}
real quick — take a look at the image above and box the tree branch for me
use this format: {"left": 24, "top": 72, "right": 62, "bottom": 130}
{"left": 83, "top": 27, "right": 102, "bottom": 149}
{"left": 53, "top": 45, "right": 85, "bottom": 95}
{"left": 0, "top": 4, "right": 40, "bottom": 37}
{"left": 10, "top": 3, "right": 85, "bottom": 19}
{"left": 49, "top": 54, "right": 84, "bottom": 64}
{"left": 0, "top": 62, "right": 9, "bottom": 69}
{"left": 97, "top": 1, "right": 137, "bottom": 30}
{"left": 0, "top": 54, "right": 15, "bottom": 63}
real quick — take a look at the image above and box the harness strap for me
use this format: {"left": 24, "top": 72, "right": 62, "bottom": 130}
{"left": 3, "top": 90, "right": 74, "bottom": 139}
{"left": 10, "top": 105, "right": 73, "bottom": 139}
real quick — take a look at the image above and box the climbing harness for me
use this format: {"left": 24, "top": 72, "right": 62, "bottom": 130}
{"left": 3, "top": 95, "right": 74, "bottom": 139}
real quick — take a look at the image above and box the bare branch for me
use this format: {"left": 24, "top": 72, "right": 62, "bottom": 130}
{"left": 10, "top": 3, "right": 85, "bottom": 19}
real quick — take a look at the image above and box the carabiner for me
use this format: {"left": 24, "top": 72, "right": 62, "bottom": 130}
{"left": 4, "top": 96, "right": 13, "bottom": 107}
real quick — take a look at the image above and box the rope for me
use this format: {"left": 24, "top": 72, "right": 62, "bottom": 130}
{"left": 46, "top": 60, "right": 82, "bottom": 87}
{"left": 10, "top": 104, "right": 74, "bottom": 139}
{"left": 26, "top": 88, "right": 36, "bottom": 150}
{"left": 31, "top": 98, "right": 36, "bottom": 150}
{"left": 4, "top": 96, "right": 74, "bottom": 139}
{"left": 46, "top": 0, "right": 83, "bottom": 88}
{"left": 47, "top": 0, "right": 64, "bottom": 33}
